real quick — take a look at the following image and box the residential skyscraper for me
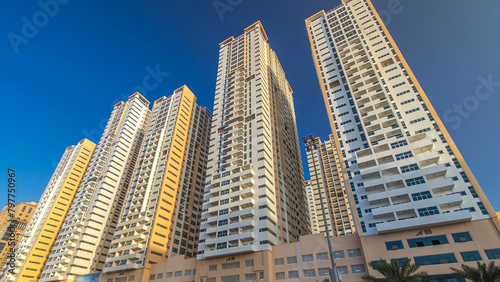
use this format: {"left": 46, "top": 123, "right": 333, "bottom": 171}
{"left": 197, "top": 21, "right": 310, "bottom": 260}
{"left": 305, "top": 135, "right": 356, "bottom": 236}
{"left": 306, "top": 0, "right": 500, "bottom": 278}
{"left": 0, "top": 202, "right": 37, "bottom": 277}
{"left": 4, "top": 139, "right": 96, "bottom": 281}
{"left": 103, "top": 86, "right": 212, "bottom": 281}
{"left": 40, "top": 94, "right": 150, "bottom": 281}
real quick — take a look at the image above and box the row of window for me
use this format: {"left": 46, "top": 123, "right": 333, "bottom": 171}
{"left": 385, "top": 232, "right": 473, "bottom": 251}
{"left": 373, "top": 248, "right": 500, "bottom": 267}
{"left": 275, "top": 249, "right": 362, "bottom": 265}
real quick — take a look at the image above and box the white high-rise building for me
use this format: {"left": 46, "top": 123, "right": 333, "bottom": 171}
{"left": 306, "top": 0, "right": 496, "bottom": 236}
{"left": 306, "top": 0, "right": 500, "bottom": 278}
{"left": 40, "top": 93, "right": 150, "bottom": 281}
{"left": 103, "top": 86, "right": 212, "bottom": 281}
{"left": 197, "top": 21, "right": 310, "bottom": 259}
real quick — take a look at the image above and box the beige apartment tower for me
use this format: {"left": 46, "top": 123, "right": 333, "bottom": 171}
{"left": 39, "top": 94, "right": 151, "bottom": 281}
{"left": 306, "top": 0, "right": 500, "bottom": 280}
{"left": 0, "top": 202, "right": 37, "bottom": 278}
{"left": 197, "top": 21, "right": 310, "bottom": 260}
{"left": 102, "top": 86, "right": 212, "bottom": 281}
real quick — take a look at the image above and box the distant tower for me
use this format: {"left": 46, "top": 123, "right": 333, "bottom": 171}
{"left": 305, "top": 135, "right": 356, "bottom": 236}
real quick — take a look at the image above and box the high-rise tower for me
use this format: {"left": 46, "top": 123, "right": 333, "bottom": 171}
{"left": 306, "top": 0, "right": 500, "bottom": 278}
{"left": 197, "top": 21, "right": 310, "bottom": 260}
{"left": 4, "top": 139, "right": 96, "bottom": 281}
{"left": 40, "top": 94, "right": 150, "bottom": 281}
{"left": 305, "top": 135, "right": 356, "bottom": 236}
{"left": 103, "top": 86, "right": 211, "bottom": 281}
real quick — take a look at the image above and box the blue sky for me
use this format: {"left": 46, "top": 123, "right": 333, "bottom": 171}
{"left": 1, "top": 0, "right": 499, "bottom": 210}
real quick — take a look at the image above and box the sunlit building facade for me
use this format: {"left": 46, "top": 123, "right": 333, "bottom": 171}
{"left": 40, "top": 94, "right": 150, "bottom": 281}
{"left": 3, "top": 139, "right": 96, "bottom": 281}
{"left": 306, "top": 0, "right": 500, "bottom": 279}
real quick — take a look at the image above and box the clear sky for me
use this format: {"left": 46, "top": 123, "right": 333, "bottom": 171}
{"left": 1, "top": 0, "right": 499, "bottom": 210}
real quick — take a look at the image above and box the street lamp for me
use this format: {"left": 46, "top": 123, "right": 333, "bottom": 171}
{"left": 303, "top": 135, "right": 338, "bottom": 282}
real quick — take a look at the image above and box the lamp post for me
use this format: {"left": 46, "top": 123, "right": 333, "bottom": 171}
{"left": 303, "top": 135, "right": 338, "bottom": 282}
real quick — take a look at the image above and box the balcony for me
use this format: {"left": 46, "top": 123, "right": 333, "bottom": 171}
{"left": 376, "top": 210, "right": 472, "bottom": 233}
{"left": 203, "top": 244, "right": 257, "bottom": 258}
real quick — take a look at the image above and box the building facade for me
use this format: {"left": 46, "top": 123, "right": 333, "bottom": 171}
{"left": 305, "top": 135, "right": 356, "bottom": 236}
{"left": 3, "top": 139, "right": 96, "bottom": 281}
{"left": 102, "top": 233, "right": 367, "bottom": 282}
{"left": 40, "top": 94, "right": 151, "bottom": 281}
{"left": 304, "top": 181, "right": 320, "bottom": 234}
{"left": 0, "top": 202, "right": 37, "bottom": 277}
{"left": 197, "top": 21, "right": 310, "bottom": 260}
{"left": 305, "top": 0, "right": 500, "bottom": 279}
{"left": 103, "top": 86, "right": 212, "bottom": 281}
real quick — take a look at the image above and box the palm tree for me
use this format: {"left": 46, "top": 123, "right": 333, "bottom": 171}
{"left": 451, "top": 261, "right": 500, "bottom": 282}
{"left": 362, "top": 259, "right": 428, "bottom": 282}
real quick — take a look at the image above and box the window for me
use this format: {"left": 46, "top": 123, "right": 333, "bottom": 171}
{"left": 244, "top": 273, "right": 256, "bottom": 281}
{"left": 275, "top": 272, "right": 285, "bottom": 280}
{"left": 219, "top": 209, "right": 228, "bottom": 215}
{"left": 385, "top": 240, "right": 404, "bottom": 250}
{"left": 348, "top": 249, "right": 362, "bottom": 257}
{"left": 485, "top": 248, "right": 500, "bottom": 260}
{"left": 351, "top": 264, "right": 366, "bottom": 273}
{"left": 218, "top": 230, "right": 228, "bottom": 237}
{"left": 333, "top": 250, "right": 345, "bottom": 259}
{"left": 221, "top": 262, "right": 240, "bottom": 270}
{"left": 395, "top": 151, "right": 413, "bottom": 160}
{"left": 461, "top": 251, "right": 482, "bottom": 262}
{"left": 303, "top": 269, "right": 316, "bottom": 277}
{"left": 217, "top": 242, "right": 227, "bottom": 249}
{"left": 400, "top": 163, "right": 419, "bottom": 173}
{"left": 318, "top": 268, "right": 330, "bottom": 276}
{"left": 156, "top": 274, "right": 163, "bottom": 279}
{"left": 316, "top": 252, "right": 329, "bottom": 261}
{"left": 206, "top": 278, "right": 216, "bottom": 282}
{"left": 220, "top": 199, "right": 229, "bottom": 205}
{"left": 408, "top": 235, "right": 449, "bottom": 248}
{"left": 452, "top": 232, "right": 472, "bottom": 243}
{"left": 185, "top": 270, "right": 191, "bottom": 276}
{"left": 128, "top": 276, "right": 135, "bottom": 281}
{"left": 245, "top": 260, "right": 254, "bottom": 267}
{"left": 174, "top": 271, "right": 182, "bottom": 277}
{"left": 218, "top": 219, "right": 228, "bottom": 226}
{"left": 337, "top": 266, "right": 348, "bottom": 274}
{"left": 390, "top": 140, "right": 407, "bottom": 149}
{"left": 287, "top": 256, "right": 297, "bottom": 264}
{"left": 209, "top": 265, "right": 217, "bottom": 272}
{"left": 288, "top": 271, "right": 299, "bottom": 279}
{"left": 411, "top": 191, "right": 432, "bottom": 201}
{"left": 406, "top": 177, "right": 426, "bottom": 187}
{"left": 274, "top": 257, "right": 285, "bottom": 265}
{"left": 302, "top": 254, "right": 314, "bottom": 262}
{"left": 165, "top": 272, "right": 173, "bottom": 278}
{"left": 414, "top": 253, "right": 457, "bottom": 265}
{"left": 418, "top": 206, "right": 440, "bottom": 217}
{"left": 391, "top": 258, "right": 409, "bottom": 265}
{"left": 149, "top": 274, "right": 155, "bottom": 280}
{"left": 221, "top": 275, "right": 239, "bottom": 282}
